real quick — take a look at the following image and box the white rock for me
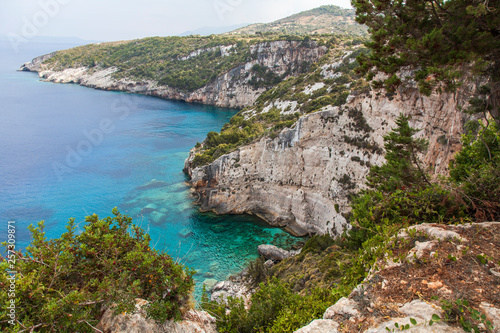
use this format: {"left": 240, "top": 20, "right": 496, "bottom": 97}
{"left": 399, "top": 300, "right": 441, "bottom": 319}
{"left": 323, "top": 297, "right": 360, "bottom": 319}
{"left": 479, "top": 302, "right": 500, "bottom": 331}
{"left": 365, "top": 300, "right": 462, "bottom": 332}
{"left": 294, "top": 319, "right": 339, "bottom": 333}
{"left": 210, "top": 279, "right": 250, "bottom": 303}
{"left": 365, "top": 317, "right": 462, "bottom": 333}
{"left": 407, "top": 241, "right": 437, "bottom": 261}
{"left": 258, "top": 244, "right": 291, "bottom": 261}
{"left": 399, "top": 224, "right": 466, "bottom": 242}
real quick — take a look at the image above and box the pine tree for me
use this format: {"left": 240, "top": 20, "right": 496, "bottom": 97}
{"left": 367, "top": 114, "right": 430, "bottom": 192}
{"left": 352, "top": 0, "right": 500, "bottom": 127}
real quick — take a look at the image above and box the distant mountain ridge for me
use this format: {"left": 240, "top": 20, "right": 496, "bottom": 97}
{"left": 227, "top": 5, "right": 366, "bottom": 36}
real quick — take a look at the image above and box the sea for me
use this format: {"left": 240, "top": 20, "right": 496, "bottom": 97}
{"left": 0, "top": 40, "right": 299, "bottom": 299}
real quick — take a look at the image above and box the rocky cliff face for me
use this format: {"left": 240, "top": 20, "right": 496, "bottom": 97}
{"left": 21, "top": 41, "right": 327, "bottom": 109}
{"left": 185, "top": 82, "right": 475, "bottom": 236}
{"left": 19, "top": 52, "right": 56, "bottom": 72}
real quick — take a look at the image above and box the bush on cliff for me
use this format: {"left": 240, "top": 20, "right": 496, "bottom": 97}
{"left": 203, "top": 277, "right": 337, "bottom": 333}
{"left": 352, "top": 0, "right": 500, "bottom": 127}
{"left": 345, "top": 114, "right": 467, "bottom": 249}
{"left": 0, "top": 209, "right": 194, "bottom": 332}
{"left": 347, "top": 117, "right": 500, "bottom": 250}
{"left": 449, "top": 120, "right": 500, "bottom": 221}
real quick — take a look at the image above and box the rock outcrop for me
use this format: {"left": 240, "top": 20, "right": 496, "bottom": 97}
{"left": 185, "top": 82, "right": 475, "bottom": 236}
{"left": 19, "top": 52, "right": 56, "bottom": 72}
{"left": 21, "top": 41, "right": 327, "bottom": 109}
{"left": 294, "top": 222, "right": 500, "bottom": 332}
{"left": 257, "top": 244, "right": 300, "bottom": 261}
{"left": 96, "top": 299, "right": 217, "bottom": 333}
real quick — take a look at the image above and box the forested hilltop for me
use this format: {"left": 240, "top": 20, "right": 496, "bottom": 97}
{"left": 21, "top": 33, "right": 341, "bottom": 108}
{"left": 40, "top": 34, "right": 331, "bottom": 92}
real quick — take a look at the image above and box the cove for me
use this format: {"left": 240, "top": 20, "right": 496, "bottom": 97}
{"left": 0, "top": 41, "right": 299, "bottom": 299}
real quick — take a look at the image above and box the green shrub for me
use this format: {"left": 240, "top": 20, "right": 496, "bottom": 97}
{"left": 204, "top": 278, "right": 337, "bottom": 333}
{"left": 449, "top": 121, "right": 500, "bottom": 182}
{"left": 0, "top": 209, "right": 194, "bottom": 332}
{"left": 346, "top": 185, "right": 466, "bottom": 250}
{"left": 300, "top": 234, "right": 335, "bottom": 256}
{"left": 192, "top": 152, "right": 214, "bottom": 168}
{"left": 345, "top": 114, "right": 468, "bottom": 249}
{"left": 449, "top": 121, "right": 500, "bottom": 221}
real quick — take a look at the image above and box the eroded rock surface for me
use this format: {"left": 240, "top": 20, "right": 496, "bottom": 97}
{"left": 186, "top": 82, "right": 476, "bottom": 235}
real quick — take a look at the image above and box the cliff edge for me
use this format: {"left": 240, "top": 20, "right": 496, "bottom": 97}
{"left": 20, "top": 39, "right": 327, "bottom": 109}
{"left": 184, "top": 52, "right": 476, "bottom": 236}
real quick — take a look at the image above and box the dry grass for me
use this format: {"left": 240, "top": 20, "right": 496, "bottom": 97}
{"left": 337, "top": 223, "right": 500, "bottom": 332}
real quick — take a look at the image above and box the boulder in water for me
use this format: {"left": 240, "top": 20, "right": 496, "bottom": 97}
{"left": 258, "top": 244, "right": 290, "bottom": 261}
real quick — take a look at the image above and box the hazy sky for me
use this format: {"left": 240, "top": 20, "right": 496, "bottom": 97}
{"left": 0, "top": 0, "right": 352, "bottom": 42}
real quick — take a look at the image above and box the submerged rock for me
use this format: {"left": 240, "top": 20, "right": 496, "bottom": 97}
{"left": 203, "top": 278, "right": 218, "bottom": 291}
{"left": 141, "top": 203, "right": 158, "bottom": 214}
{"left": 179, "top": 228, "right": 193, "bottom": 238}
{"left": 210, "top": 224, "right": 226, "bottom": 233}
{"left": 137, "top": 179, "right": 170, "bottom": 191}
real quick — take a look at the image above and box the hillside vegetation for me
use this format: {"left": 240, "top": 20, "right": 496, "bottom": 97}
{"left": 229, "top": 5, "right": 367, "bottom": 36}
{"left": 189, "top": 36, "right": 369, "bottom": 168}
{"left": 43, "top": 35, "right": 323, "bottom": 92}
{"left": 0, "top": 209, "right": 195, "bottom": 332}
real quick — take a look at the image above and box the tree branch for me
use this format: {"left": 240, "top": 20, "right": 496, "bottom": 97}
{"left": 430, "top": 1, "right": 443, "bottom": 27}
{"left": 84, "top": 320, "right": 104, "bottom": 333}
{"left": 18, "top": 323, "right": 43, "bottom": 333}
{"left": 410, "top": 144, "right": 432, "bottom": 187}
{"left": 480, "top": 113, "right": 492, "bottom": 160}
{"left": 18, "top": 256, "right": 50, "bottom": 267}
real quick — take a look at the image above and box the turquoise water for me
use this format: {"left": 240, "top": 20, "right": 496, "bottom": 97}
{"left": 0, "top": 41, "right": 299, "bottom": 299}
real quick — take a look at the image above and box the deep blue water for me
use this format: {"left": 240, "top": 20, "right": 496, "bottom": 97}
{"left": 0, "top": 41, "right": 298, "bottom": 299}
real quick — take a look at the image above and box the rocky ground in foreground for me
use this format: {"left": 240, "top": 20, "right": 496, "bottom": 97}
{"left": 296, "top": 222, "right": 500, "bottom": 332}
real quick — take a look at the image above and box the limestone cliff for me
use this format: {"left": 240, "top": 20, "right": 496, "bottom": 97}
{"left": 184, "top": 60, "right": 476, "bottom": 236}
{"left": 19, "top": 52, "right": 56, "bottom": 72}
{"left": 20, "top": 41, "right": 327, "bottom": 109}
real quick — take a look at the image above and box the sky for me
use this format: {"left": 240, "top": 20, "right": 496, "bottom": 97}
{"left": 0, "top": 0, "right": 352, "bottom": 42}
